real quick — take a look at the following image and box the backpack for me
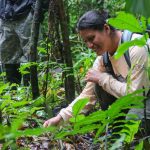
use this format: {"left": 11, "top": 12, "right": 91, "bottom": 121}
{"left": 94, "top": 30, "right": 133, "bottom": 110}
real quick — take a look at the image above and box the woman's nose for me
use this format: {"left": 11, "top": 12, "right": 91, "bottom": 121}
{"left": 87, "top": 42, "right": 94, "bottom": 49}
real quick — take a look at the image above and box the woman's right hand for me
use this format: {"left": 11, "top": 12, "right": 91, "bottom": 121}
{"left": 43, "top": 114, "right": 63, "bottom": 127}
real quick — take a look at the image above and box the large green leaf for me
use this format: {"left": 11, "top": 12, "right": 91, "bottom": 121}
{"left": 69, "top": 114, "right": 85, "bottom": 123}
{"left": 14, "top": 127, "right": 56, "bottom": 138}
{"left": 114, "top": 36, "right": 146, "bottom": 59}
{"left": 108, "top": 12, "right": 144, "bottom": 33}
{"left": 57, "top": 89, "right": 145, "bottom": 140}
{"left": 0, "top": 83, "right": 9, "bottom": 95}
{"left": 72, "top": 98, "right": 89, "bottom": 116}
{"left": 55, "top": 124, "right": 99, "bottom": 139}
{"left": 11, "top": 113, "right": 28, "bottom": 132}
{"left": 135, "top": 141, "right": 144, "bottom": 150}
{"left": 120, "top": 120, "right": 140, "bottom": 143}
{"left": 125, "top": 0, "right": 150, "bottom": 18}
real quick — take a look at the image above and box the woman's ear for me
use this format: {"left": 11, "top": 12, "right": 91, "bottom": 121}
{"left": 104, "top": 24, "right": 111, "bottom": 35}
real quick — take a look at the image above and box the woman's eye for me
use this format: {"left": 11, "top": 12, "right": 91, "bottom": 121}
{"left": 87, "top": 36, "right": 94, "bottom": 42}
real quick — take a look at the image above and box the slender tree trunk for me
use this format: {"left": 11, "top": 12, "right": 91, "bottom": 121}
{"left": 30, "top": 0, "right": 42, "bottom": 99}
{"left": 56, "top": 0, "right": 75, "bottom": 102}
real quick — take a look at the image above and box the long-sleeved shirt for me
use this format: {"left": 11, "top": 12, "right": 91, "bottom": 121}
{"left": 59, "top": 33, "right": 150, "bottom": 121}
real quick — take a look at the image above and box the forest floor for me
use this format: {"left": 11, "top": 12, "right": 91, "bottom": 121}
{"left": 15, "top": 134, "right": 101, "bottom": 150}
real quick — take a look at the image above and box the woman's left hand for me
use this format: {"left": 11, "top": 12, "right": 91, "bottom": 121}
{"left": 85, "top": 68, "right": 101, "bottom": 83}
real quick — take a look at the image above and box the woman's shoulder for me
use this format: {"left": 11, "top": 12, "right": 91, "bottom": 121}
{"left": 131, "top": 33, "right": 143, "bottom": 40}
{"left": 129, "top": 33, "right": 149, "bottom": 62}
{"left": 93, "top": 56, "right": 106, "bottom": 71}
{"left": 93, "top": 56, "right": 102, "bottom": 67}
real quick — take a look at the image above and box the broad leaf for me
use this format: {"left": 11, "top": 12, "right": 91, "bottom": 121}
{"left": 55, "top": 124, "right": 99, "bottom": 139}
{"left": 114, "top": 36, "right": 146, "bottom": 59}
{"left": 72, "top": 98, "right": 89, "bottom": 116}
{"left": 0, "top": 83, "right": 9, "bottom": 95}
{"left": 121, "top": 120, "right": 140, "bottom": 143}
{"left": 14, "top": 127, "right": 56, "bottom": 138}
{"left": 125, "top": 0, "right": 150, "bottom": 18}
{"left": 108, "top": 12, "right": 144, "bottom": 33}
{"left": 69, "top": 114, "right": 85, "bottom": 123}
{"left": 11, "top": 113, "right": 28, "bottom": 132}
{"left": 135, "top": 141, "right": 144, "bottom": 150}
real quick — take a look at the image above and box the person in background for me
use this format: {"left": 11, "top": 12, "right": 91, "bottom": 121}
{"left": 43, "top": 10, "right": 150, "bottom": 135}
{"left": 0, "top": 0, "right": 37, "bottom": 85}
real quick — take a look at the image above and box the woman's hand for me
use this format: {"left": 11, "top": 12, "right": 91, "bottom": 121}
{"left": 85, "top": 68, "right": 101, "bottom": 83}
{"left": 43, "top": 114, "right": 63, "bottom": 127}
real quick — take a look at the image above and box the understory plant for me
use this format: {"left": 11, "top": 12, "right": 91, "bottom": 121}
{"left": 55, "top": 11, "right": 150, "bottom": 149}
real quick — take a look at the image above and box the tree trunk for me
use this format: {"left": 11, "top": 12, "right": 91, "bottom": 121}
{"left": 56, "top": 0, "right": 75, "bottom": 102}
{"left": 30, "top": 0, "right": 42, "bottom": 99}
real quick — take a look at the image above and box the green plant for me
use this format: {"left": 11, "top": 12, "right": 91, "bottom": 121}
{"left": 55, "top": 90, "right": 145, "bottom": 149}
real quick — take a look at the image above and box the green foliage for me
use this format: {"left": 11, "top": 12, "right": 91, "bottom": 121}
{"left": 0, "top": 0, "right": 150, "bottom": 149}
{"left": 56, "top": 90, "right": 145, "bottom": 143}
{"left": 0, "top": 81, "right": 59, "bottom": 148}
{"left": 120, "top": 120, "right": 141, "bottom": 143}
{"left": 108, "top": 12, "right": 149, "bottom": 59}
{"left": 125, "top": 0, "right": 150, "bottom": 18}
{"left": 72, "top": 98, "right": 89, "bottom": 117}
{"left": 108, "top": 12, "right": 145, "bottom": 33}
{"left": 0, "top": 83, "right": 9, "bottom": 95}
{"left": 104, "top": 0, "right": 126, "bottom": 16}
{"left": 110, "top": 134, "right": 126, "bottom": 150}
{"left": 19, "top": 62, "right": 37, "bottom": 75}
{"left": 135, "top": 141, "right": 144, "bottom": 150}
{"left": 69, "top": 98, "right": 89, "bottom": 123}
{"left": 73, "top": 48, "right": 96, "bottom": 77}
{"left": 114, "top": 36, "right": 147, "bottom": 59}
{"left": 0, "top": 113, "right": 56, "bottom": 148}
{"left": 68, "top": 0, "right": 105, "bottom": 31}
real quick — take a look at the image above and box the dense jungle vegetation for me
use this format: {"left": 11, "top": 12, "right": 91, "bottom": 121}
{"left": 0, "top": 0, "right": 150, "bottom": 149}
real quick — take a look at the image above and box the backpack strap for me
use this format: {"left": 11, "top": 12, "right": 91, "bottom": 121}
{"left": 121, "top": 30, "right": 133, "bottom": 68}
{"left": 103, "top": 52, "right": 115, "bottom": 76}
{"left": 103, "top": 30, "right": 133, "bottom": 73}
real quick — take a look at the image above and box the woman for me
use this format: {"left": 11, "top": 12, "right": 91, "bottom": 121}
{"left": 43, "top": 10, "right": 150, "bottom": 130}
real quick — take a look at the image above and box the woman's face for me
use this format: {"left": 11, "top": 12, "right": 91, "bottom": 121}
{"left": 79, "top": 25, "right": 112, "bottom": 55}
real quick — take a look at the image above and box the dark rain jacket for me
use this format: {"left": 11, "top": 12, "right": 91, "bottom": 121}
{"left": 0, "top": 0, "right": 36, "bottom": 20}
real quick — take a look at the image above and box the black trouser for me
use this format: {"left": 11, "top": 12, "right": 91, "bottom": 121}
{"left": 4, "top": 64, "right": 30, "bottom": 85}
{"left": 5, "top": 64, "right": 21, "bottom": 84}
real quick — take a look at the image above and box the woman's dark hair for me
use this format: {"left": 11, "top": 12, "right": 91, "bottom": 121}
{"left": 76, "top": 10, "right": 115, "bottom": 32}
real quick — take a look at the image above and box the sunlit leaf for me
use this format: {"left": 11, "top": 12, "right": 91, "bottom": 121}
{"left": 69, "top": 114, "right": 85, "bottom": 123}
{"left": 135, "top": 140, "right": 144, "bottom": 150}
{"left": 121, "top": 120, "right": 140, "bottom": 143}
{"left": 14, "top": 127, "right": 56, "bottom": 138}
{"left": 19, "top": 62, "right": 37, "bottom": 75}
{"left": 38, "top": 47, "right": 47, "bottom": 54}
{"left": 0, "top": 83, "right": 9, "bottom": 95}
{"left": 72, "top": 98, "right": 89, "bottom": 116}
{"left": 108, "top": 12, "right": 143, "bottom": 32}
{"left": 114, "top": 36, "right": 146, "bottom": 59}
